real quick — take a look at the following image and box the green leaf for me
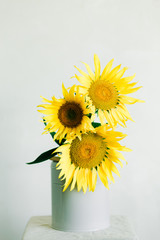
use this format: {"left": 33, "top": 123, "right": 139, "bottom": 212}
{"left": 87, "top": 113, "right": 92, "bottom": 119}
{"left": 50, "top": 131, "right": 56, "bottom": 139}
{"left": 43, "top": 118, "right": 55, "bottom": 139}
{"left": 92, "top": 122, "right": 101, "bottom": 128}
{"left": 26, "top": 147, "right": 59, "bottom": 165}
{"left": 56, "top": 138, "right": 66, "bottom": 146}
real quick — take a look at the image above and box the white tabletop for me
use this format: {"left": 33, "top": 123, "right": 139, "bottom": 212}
{"left": 22, "top": 215, "right": 138, "bottom": 240}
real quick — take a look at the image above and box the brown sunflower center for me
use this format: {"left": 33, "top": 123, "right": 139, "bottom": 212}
{"left": 70, "top": 133, "right": 107, "bottom": 168}
{"left": 80, "top": 143, "right": 96, "bottom": 159}
{"left": 88, "top": 80, "right": 119, "bottom": 110}
{"left": 58, "top": 102, "right": 83, "bottom": 128}
{"left": 96, "top": 85, "right": 112, "bottom": 101}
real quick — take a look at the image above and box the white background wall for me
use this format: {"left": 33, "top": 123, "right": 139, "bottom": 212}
{"left": 0, "top": 0, "right": 160, "bottom": 239}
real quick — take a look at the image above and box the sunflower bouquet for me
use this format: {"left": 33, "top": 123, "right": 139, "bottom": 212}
{"left": 28, "top": 54, "right": 143, "bottom": 193}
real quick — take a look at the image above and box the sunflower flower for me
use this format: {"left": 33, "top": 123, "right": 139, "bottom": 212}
{"left": 73, "top": 54, "right": 144, "bottom": 128}
{"left": 38, "top": 84, "right": 95, "bottom": 142}
{"left": 54, "top": 125, "right": 131, "bottom": 193}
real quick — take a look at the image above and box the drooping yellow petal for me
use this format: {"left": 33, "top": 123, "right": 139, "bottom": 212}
{"left": 54, "top": 126, "right": 65, "bottom": 141}
{"left": 105, "top": 159, "right": 120, "bottom": 177}
{"left": 112, "top": 150, "right": 126, "bottom": 161}
{"left": 63, "top": 164, "right": 75, "bottom": 192}
{"left": 76, "top": 168, "right": 84, "bottom": 192}
{"left": 87, "top": 169, "right": 92, "bottom": 191}
{"left": 114, "top": 110, "right": 127, "bottom": 127}
{"left": 111, "top": 108, "right": 126, "bottom": 127}
{"left": 111, "top": 157, "right": 123, "bottom": 168}
{"left": 103, "top": 111, "right": 115, "bottom": 128}
{"left": 91, "top": 168, "right": 97, "bottom": 191}
{"left": 102, "top": 160, "right": 115, "bottom": 183}
{"left": 54, "top": 144, "right": 70, "bottom": 155}
{"left": 109, "top": 109, "right": 119, "bottom": 127}
{"left": 81, "top": 168, "right": 88, "bottom": 193}
{"left": 70, "top": 167, "right": 79, "bottom": 191}
{"left": 118, "top": 104, "right": 134, "bottom": 122}
{"left": 109, "top": 161, "right": 120, "bottom": 177}
{"left": 98, "top": 165, "right": 109, "bottom": 189}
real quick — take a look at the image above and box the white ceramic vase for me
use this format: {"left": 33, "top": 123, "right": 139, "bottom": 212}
{"left": 51, "top": 157, "right": 110, "bottom": 232}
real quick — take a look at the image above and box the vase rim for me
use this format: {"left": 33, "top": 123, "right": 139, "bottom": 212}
{"left": 50, "top": 156, "right": 60, "bottom": 162}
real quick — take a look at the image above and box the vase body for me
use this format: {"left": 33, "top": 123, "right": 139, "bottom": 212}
{"left": 51, "top": 158, "right": 110, "bottom": 232}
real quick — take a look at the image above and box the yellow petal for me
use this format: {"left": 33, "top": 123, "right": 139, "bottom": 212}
{"left": 114, "top": 67, "right": 128, "bottom": 80}
{"left": 54, "top": 144, "right": 70, "bottom": 155}
{"left": 103, "top": 111, "right": 115, "bottom": 128}
{"left": 120, "top": 95, "right": 144, "bottom": 104}
{"left": 70, "top": 167, "right": 79, "bottom": 191}
{"left": 113, "top": 150, "right": 126, "bottom": 162}
{"left": 98, "top": 165, "right": 109, "bottom": 189}
{"left": 115, "top": 110, "right": 127, "bottom": 127}
{"left": 74, "top": 66, "right": 91, "bottom": 81}
{"left": 63, "top": 164, "right": 75, "bottom": 192}
{"left": 105, "top": 129, "right": 127, "bottom": 140}
{"left": 126, "top": 82, "right": 139, "bottom": 88}
{"left": 111, "top": 109, "right": 125, "bottom": 128}
{"left": 94, "top": 54, "right": 101, "bottom": 80}
{"left": 107, "top": 64, "right": 121, "bottom": 81}
{"left": 74, "top": 74, "right": 91, "bottom": 88}
{"left": 118, "top": 104, "right": 134, "bottom": 122}
{"left": 109, "top": 161, "right": 120, "bottom": 177}
{"left": 76, "top": 168, "right": 83, "bottom": 192}
{"left": 40, "top": 96, "right": 53, "bottom": 103}
{"left": 69, "top": 84, "right": 76, "bottom": 97}
{"left": 121, "top": 74, "right": 136, "bottom": 84}
{"left": 101, "top": 59, "right": 114, "bottom": 80}
{"left": 111, "top": 158, "right": 123, "bottom": 168}
{"left": 109, "top": 109, "right": 119, "bottom": 127}
{"left": 119, "top": 146, "right": 132, "bottom": 152}
{"left": 38, "top": 109, "right": 57, "bottom": 115}
{"left": 87, "top": 169, "right": 92, "bottom": 191}
{"left": 98, "top": 109, "right": 106, "bottom": 125}
{"left": 102, "top": 160, "right": 115, "bottom": 183}
{"left": 91, "top": 168, "right": 97, "bottom": 191}
{"left": 82, "top": 168, "right": 88, "bottom": 193}
{"left": 82, "top": 62, "right": 95, "bottom": 80}
{"left": 121, "top": 86, "right": 142, "bottom": 94}
{"left": 38, "top": 104, "right": 59, "bottom": 109}
{"left": 62, "top": 83, "right": 69, "bottom": 99}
